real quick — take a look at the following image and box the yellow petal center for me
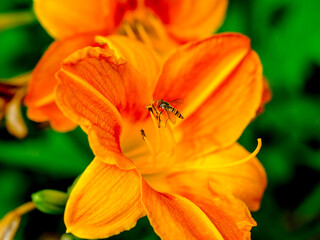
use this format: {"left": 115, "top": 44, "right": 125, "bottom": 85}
{"left": 121, "top": 106, "right": 179, "bottom": 175}
{"left": 116, "top": 9, "right": 177, "bottom": 55}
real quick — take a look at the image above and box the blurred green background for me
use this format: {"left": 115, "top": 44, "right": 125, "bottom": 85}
{"left": 1, "top": 0, "right": 320, "bottom": 239}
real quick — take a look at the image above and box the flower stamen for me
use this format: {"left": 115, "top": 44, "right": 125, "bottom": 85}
{"left": 122, "top": 22, "right": 137, "bottom": 40}
{"left": 147, "top": 107, "right": 161, "bottom": 153}
{"left": 140, "top": 129, "right": 156, "bottom": 157}
{"left": 163, "top": 123, "right": 176, "bottom": 157}
{"left": 136, "top": 104, "right": 179, "bottom": 172}
{"left": 146, "top": 14, "right": 167, "bottom": 40}
{"left": 135, "top": 21, "right": 153, "bottom": 48}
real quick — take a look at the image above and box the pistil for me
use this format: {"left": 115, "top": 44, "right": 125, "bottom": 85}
{"left": 210, "top": 138, "right": 262, "bottom": 169}
{"left": 172, "top": 139, "right": 263, "bottom": 172}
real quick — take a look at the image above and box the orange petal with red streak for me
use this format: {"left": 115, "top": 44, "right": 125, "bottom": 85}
{"left": 154, "top": 33, "right": 252, "bottom": 118}
{"left": 65, "top": 157, "right": 145, "bottom": 239}
{"left": 56, "top": 46, "right": 153, "bottom": 168}
{"left": 177, "top": 49, "right": 263, "bottom": 153}
{"left": 58, "top": 46, "right": 154, "bottom": 120}
{"left": 55, "top": 65, "right": 126, "bottom": 168}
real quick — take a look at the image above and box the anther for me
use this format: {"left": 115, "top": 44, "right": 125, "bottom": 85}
{"left": 140, "top": 128, "right": 156, "bottom": 156}
{"left": 140, "top": 129, "right": 146, "bottom": 140}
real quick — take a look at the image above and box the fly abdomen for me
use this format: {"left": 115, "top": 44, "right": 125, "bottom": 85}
{"left": 165, "top": 106, "right": 184, "bottom": 119}
{"left": 173, "top": 109, "right": 184, "bottom": 119}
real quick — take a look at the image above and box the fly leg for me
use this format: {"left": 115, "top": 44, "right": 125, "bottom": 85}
{"left": 157, "top": 111, "right": 162, "bottom": 128}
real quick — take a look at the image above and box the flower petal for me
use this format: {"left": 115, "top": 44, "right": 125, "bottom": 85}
{"left": 145, "top": 0, "right": 227, "bottom": 42}
{"left": 27, "top": 102, "right": 75, "bottom": 131}
{"left": 65, "top": 157, "right": 145, "bottom": 239}
{"left": 59, "top": 46, "right": 154, "bottom": 118}
{"left": 154, "top": 33, "right": 252, "bottom": 118}
{"left": 209, "top": 145, "right": 267, "bottom": 211}
{"left": 141, "top": 180, "right": 224, "bottom": 240}
{"left": 181, "top": 182, "right": 257, "bottom": 240}
{"left": 34, "top": 0, "right": 120, "bottom": 39}
{"left": 56, "top": 46, "right": 153, "bottom": 168}
{"left": 145, "top": 143, "right": 267, "bottom": 211}
{"left": 25, "top": 33, "right": 97, "bottom": 131}
{"left": 178, "top": 47, "right": 262, "bottom": 153}
{"left": 96, "top": 35, "right": 161, "bottom": 91}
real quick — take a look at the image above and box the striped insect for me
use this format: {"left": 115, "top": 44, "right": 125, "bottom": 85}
{"left": 146, "top": 99, "right": 184, "bottom": 128}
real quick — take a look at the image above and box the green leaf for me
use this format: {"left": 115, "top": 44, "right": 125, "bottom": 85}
{"left": 0, "top": 128, "right": 93, "bottom": 177}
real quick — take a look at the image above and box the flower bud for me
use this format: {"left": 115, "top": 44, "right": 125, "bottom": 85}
{"left": 60, "top": 233, "right": 82, "bottom": 240}
{"left": 31, "top": 189, "right": 68, "bottom": 215}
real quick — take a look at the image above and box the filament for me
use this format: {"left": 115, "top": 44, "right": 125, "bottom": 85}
{"left": 135, "top": 22, "right": 153, "bottom": 48}
{"left": 147, "top": 14, "right": 167, "bottom": 39}
{"left": 148, "top": 108, "right": 161, "bottom": 153}
{"left": 164, "top": 123, "right": 177, "bottom": 151}
{"left": 141, "top": 131, "right": 156, "bottom": 156}
{"left": 123, "top": 22, "right": 137, "bottom": 40}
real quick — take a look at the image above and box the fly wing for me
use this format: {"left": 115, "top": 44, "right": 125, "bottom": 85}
{"left": 159, "top": 110, "right": 169, "bottom": 128}
{"left": 158, "top": 111, "right": 169, "bottom": 127}
{"left": 166, "top": 110, "right": 177, "bottom": 124}
{"left": 168, "top": 98, "right": 184, "bottom": 106}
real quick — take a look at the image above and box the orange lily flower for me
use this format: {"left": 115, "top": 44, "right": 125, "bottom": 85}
{"left": 55, "top": 34, "right": 266, "bottom": 239}
{"left": 25, "top": 0, "right": 228, "bottom": 131}
{"left": 34, "top": 0, "right": 227, "bottom": 45}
